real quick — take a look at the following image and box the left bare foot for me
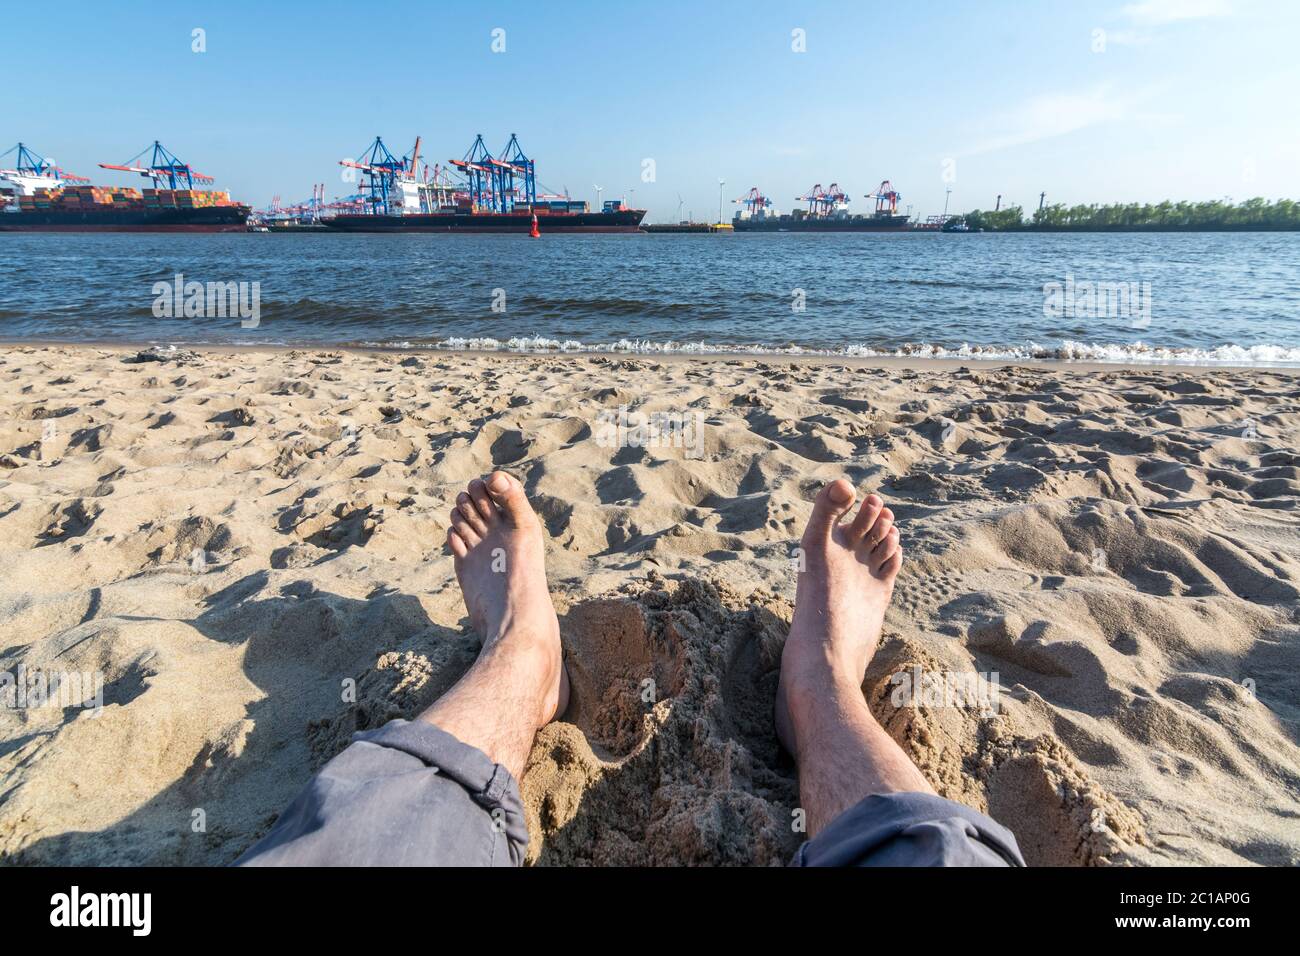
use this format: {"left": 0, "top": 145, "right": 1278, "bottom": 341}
{"left": 448, "top": 471, "right": 569, "bottom": 726}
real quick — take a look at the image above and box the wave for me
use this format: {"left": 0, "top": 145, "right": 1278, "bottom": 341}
{"left": 362, "top": 335, "right": 1300, "bottom": 367}
{"left": 518, "top": 296, "right": 705, "bottom": 318}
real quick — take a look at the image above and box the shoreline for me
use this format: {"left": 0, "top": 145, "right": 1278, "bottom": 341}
{"left": 6, "top": 338, "right": 1300, "bottom": 375}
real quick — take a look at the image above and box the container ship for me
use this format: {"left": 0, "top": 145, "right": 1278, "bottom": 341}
{"left": 0, "top": 141, "right": 249, "bottom": 232}
{"left": 731, "top": 181, "right": 911, "bottom": 232}
{"left": 320, "top": 134, "right": 645, "bottom": 234}
{"left": 325, "top": 202, "right": 645, "bottom": 233}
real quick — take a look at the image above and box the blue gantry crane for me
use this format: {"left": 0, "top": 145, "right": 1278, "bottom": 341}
{"left": 497, "top": 134, "right": 536, "bottom": 209}
{"left": 339, "top": 137, "right": 408, "bottom": 215}
{"left": 0, "top": 142, "right": 90, "bottom": 184}
{"left": 99, "top": 141, "right": 215, "bottom": 189}
{"left": 448, "top": 133, "right": 536, "bottom": 213}
{"left": 329, "top": 133, "right": 540, "bottom": 216}
{"left": 450, "top": 134, "right": 499, "bottom": 211}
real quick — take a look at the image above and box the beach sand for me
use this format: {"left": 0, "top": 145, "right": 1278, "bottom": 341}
{"left": 1, "top": 343, "right": 1297, "bottom": 866}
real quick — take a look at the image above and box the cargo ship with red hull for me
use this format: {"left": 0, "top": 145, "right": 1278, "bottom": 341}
{"left": 0, "top": 141, "right": 250, "bottom": 233}
{"left": 320, "top": 134, "right": 644, "bottom": 234}
{"left": 324, "top": 206, "right": 645, "bottom": 234}
{"left": 0, "top": 206, "right": 249, "bottom": 233}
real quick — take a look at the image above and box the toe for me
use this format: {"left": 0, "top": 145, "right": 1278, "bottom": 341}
{"left": 484, "top": 471, "right": 533, "bottom": 529}
{"left": 456, "top": 492, "right": 488, "bottom": 535}
{"left": 804, "top": 478, "right": 856, "bottom": 541}
{"left": 870, "top": 526, "right": 900, "bottom": 570}
{"left": 876, "top": 543, "right": 903, "bottom": 581}
{"left": 848, "top": 493, "right": 884, "bottom": 542}
{"left": 468, "top": 479, "right": 499, "bottom": 524}
{"left": 450, "top": 508, "right": 481, "bottom": 547}
{"left": 448, "top": 527, "right": 469, "bottom": 559}
{"left": 862, "top": 507, "right": 894, "bottom": 549}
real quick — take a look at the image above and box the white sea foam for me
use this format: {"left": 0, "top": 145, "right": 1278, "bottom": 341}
{"left": 363, "top": 336, "right": 1300, "bottom": 367}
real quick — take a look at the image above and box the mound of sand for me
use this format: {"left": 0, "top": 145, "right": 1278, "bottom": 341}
{"left": 1, "top": 345, "right": 1297, "bottom": 865}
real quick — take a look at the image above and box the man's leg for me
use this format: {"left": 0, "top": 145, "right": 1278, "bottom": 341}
{"left": 424, "top": 469, "right": 568, "bottom": 782}
{"left": 777, "top": 479, "right": 1024, "bottom": 866}
{"left": 237, "top": 471, "right": 565, "bottom": 866}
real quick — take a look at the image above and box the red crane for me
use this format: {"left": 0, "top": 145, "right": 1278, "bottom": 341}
{"left": 867, "top": 181, "right": 901, "bottom": 215}
{"left": 799, "top": 183, "right": 843, "bottom": 217}
{"left": 732, "top": 187, "right": 772, "bottom": 215}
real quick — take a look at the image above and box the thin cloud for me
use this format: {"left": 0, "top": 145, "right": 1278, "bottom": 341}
{"left": 959, "top": 86, "right": 1143, "bottom": 157}
{"left": 1120, "top": 0, "right": 1234, "bottom": 26}
{"left": 1103, "top": 29, "right": 1151, "bottom": 46}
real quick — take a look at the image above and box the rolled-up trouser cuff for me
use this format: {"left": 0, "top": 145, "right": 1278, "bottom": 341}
{"left": 236, "top": 719, "right": 528, "bottom": 867}
{"left": 792, "top": 791, "right": 1026, "bottom": 867}
{"left": 355, "top": 719, "right": 530, "bottom": 849}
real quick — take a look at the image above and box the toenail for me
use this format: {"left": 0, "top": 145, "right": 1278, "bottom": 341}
{"left": 488, "top": 472, "right": 510, "bottom": 493}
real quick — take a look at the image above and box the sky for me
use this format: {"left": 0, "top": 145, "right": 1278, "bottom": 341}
{"left": 8, "top": 0, "right": 1299, "bottom": 222}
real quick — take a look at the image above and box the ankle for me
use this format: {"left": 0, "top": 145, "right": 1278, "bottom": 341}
{"left": 781, "top": 644, "right": 862, "bottom": 694}
{"left": 483, "top": 611, "right": 560, "bottom": 651}
{"left": 782, "top": 659, "right": 872, "bottom": 718}
{"left": 480, "top": 632, "right": 561, "bottom": 717}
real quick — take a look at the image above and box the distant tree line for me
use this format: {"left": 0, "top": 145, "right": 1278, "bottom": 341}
{"left": 953, "top": 197, "right": 1300, "bottom": 232}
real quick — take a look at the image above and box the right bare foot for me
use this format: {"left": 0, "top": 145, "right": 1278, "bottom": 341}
{"left": 775, "top": 479, "right": 902, "bottom": 757}
{"left": 448, "top": 471, "right": 569, "bottom": 727}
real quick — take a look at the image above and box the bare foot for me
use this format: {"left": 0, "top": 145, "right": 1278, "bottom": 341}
{"left": 776, "top": 479, "right": 902, "bottom": 757}
{"left": 448, "top": 471, "right": 568, "bottom": 726}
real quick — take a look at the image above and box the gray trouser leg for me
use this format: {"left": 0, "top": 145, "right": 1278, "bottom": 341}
{"left": 792, "top": 792, "right": 1026, "bottom": 867}
{"left": 236, "top": 719, "right": 528, "bottom": 867}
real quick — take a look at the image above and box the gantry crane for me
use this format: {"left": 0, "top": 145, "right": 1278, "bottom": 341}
{"left": 866, "top": 181, "right": 901, "bottom": 216}
{"left": 0, "top": 143, "right": 92, "bottom": 193}
{"left": 496, "top": 134, "right": 536, "bottom": 209}
{"left": 99, "top": 141, "right": 215, "bottom": 190}
{"left": 732, "top": 187, "right": 773, "bottom": 216}
{"left": 339, "top": 137, "right": 407, "bottom": 215}
{"left": 448, "top": 134, "right": 537, "bottom": 213}
{"left": 449, "top": 135, "right": 498, "bottom": 211}
{"left": 798, "top": 184, "right": 835, "bottom": 216}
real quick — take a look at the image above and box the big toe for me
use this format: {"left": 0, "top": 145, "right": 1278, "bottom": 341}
{"left": 485, "top": 471, "right": 534, "bottom": 528}
{"left": 804, "top": 478, "right": 856, "bottom": 541}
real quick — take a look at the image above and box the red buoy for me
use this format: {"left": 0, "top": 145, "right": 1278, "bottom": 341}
{"left": 529, "top": 213, "right": 540, "bottom": 238}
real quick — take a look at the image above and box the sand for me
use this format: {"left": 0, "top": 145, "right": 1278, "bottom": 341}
{"left": 1, "top": 343, "right": 1297, "bottom": 866}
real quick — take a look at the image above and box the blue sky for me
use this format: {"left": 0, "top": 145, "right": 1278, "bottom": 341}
{"left": 9, "top": 0, "right": 1298, "bottom": 221}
